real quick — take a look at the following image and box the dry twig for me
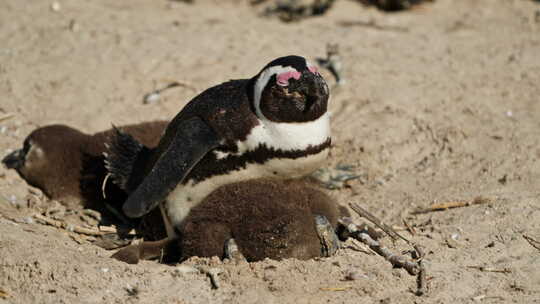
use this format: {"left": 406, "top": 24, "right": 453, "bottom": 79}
{"left": 523, "top": 234, "right": 540, "bottom": 251}
{"left": 33, "top": 214, "right": 105, "bottom": 236}
{"left": 0, "top": 288, "right": 9, "bottom": 299}
{"left": 416, "top": 259, "right": 427, "bottom": 296}
{"left": 0, "top": 113, "right": 15, "bottom": 123}
{"left": 143, "top": 81, "right": 196, "bottom": 104}
{"left": 467, "top": 266, "right": 511, "bottom": 274}
{"left": 402, "top": 218, "right": 416, "bottom": 235}
{"left": 349, "top": 202, "right": 410, "bottom": 244}
{"left": 411, "top": 196, "right": 491, "bottom": 214}
{"left": 319, "top": 286, "right": 351, "bottom": 291}
{"left": 339, "top": 217, "right": 420, "bottom": 275}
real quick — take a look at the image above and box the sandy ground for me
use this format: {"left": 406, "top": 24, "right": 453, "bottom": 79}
{"left": 1, "top": 0, "right": 540, "bottom": 303}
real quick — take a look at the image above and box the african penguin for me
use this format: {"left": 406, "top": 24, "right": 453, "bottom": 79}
{"left": 106, "top": 55, "right": 331, "bottom": 237}
{"left": 112, "top": 179, "right": 349, "bottom": 264}
{"left": 2, "top": 121, "right": 168, "bottom": 215}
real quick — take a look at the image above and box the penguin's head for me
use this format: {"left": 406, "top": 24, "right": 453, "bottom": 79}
{"left": 250, "top": 55, "right": 329, "bottom": 123}
{"left": 2, "top": 125, "right": 88, "bottom": 195}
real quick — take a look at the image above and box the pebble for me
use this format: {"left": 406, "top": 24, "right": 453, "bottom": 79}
{"left": 143, "top": 92, "right": 161, "bottom": 104}
{"left": 344, "top": 269, "right": 367, "bottom": 281}
{"left": 172, "top": 265, "right": 198, "bottom": 276}
{"left": 69, "top": 19, "right": 80, "bottom": 32}
{"left": 51, "top": 1, "right": 61, "bottom": 12}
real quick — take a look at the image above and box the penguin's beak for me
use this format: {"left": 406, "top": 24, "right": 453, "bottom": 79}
{"left": 300, "top": 71, "right": 329, "bottom": 112}
{"left": 2, "top": 149, "right": 25, "bottom": 170}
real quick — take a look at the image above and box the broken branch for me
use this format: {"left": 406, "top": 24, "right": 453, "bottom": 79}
{"left": 349, "top": 202, "right": 411, "bottom": 244}
{"left": 339, "top": 217, "right": 420, "bottom": 275}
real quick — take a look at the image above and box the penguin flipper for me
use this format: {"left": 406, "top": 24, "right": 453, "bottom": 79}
{"left": 122, "top": 116, "right": 221, "bottom": 218}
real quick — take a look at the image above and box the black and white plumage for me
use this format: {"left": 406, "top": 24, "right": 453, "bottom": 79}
{"left": 106, "top": 55, "right": 331, "bottom": 237}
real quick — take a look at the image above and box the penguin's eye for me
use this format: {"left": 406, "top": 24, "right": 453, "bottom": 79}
{"left": 276, "top": 70, "right": 301, "bottom": 87}
{"left": 308, "top": 66, "right": 319, "bottom": 75}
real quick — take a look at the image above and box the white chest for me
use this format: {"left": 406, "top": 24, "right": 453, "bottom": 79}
{"left": 163, "top": 113, "right": 331, "bottom": 236}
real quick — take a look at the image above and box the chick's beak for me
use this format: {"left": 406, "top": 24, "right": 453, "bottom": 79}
{"left": 2, "top": 149, "right": 25, "bottom": 170}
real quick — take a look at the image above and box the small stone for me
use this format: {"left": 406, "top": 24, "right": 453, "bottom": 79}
{"left": 69, "top": 19, "right": 80, "bottom": 32}
{"left": 143, "top": 92, "right": 160, "bottom": 104}
{"left": 8, "top": 195, "right": 16, "bottom": 203}
{"left": 172, "top": 265, "right": 198, "bottom": 277}
{"left": 51, "top": 1, "right": 61, "bottom": 12}
{"left": 344, "top": 269, "right": 366, "bottom": 281}
{"left": 446, "top": 238, "right": 461, "bottom": 248}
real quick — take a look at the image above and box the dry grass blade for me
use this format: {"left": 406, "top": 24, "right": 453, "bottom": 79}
{"left": 0, "top": 288, "right": 9, "bottom": 299}
{"left": 33, "top": 214, "right": 105, "bottom": 236}
{"left": 523, "top": 234, "right": 540, "bottom": 251}
{"left": 319, "top": 287, "right": 351, "bottom": 291}
{"left": 467, "top": 266, "right": 511, "bottom": 273}
{"left": 411, "top": 196, "right": 491, "bottom": 214}
{"left": 0, "top": 113, "right": 15, "bottom": 123}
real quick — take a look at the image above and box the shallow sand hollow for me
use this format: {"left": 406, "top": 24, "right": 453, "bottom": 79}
{"left": 1, "top": 0, "right": 539, "bottom": 303}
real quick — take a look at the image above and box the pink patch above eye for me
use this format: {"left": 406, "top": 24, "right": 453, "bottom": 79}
{"left": 276, "top": 70, "right": 301, "bottom": 86}
{"left": 308, "top": 65, "right": 318, "bottom": 74}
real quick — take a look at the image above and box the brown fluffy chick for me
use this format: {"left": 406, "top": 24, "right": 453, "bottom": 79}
{"left": 113, "top": 178, "right": 348, "bottom": 264}
{"left": 2, "top": 122, "right": 167, "bottom": 215}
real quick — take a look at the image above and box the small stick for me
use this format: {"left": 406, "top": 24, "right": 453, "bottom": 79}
{"left": 416, "top": 260, "right": 427, "bottom": 296}
{"left": 0, "top": 113, "right": 15, "bottom": 123}
{"left": 33, "top": 214, "right": 105, "bottom": 236}
{"left": 411, "top": 196, "right": 491, "bottom": 214}
{"left": 467, "top": 266, "right": 511, "bottom": 273}
{"left": 143, "top": 81, "right": 197, "bottom": 104}
{"left": 349, "top": 202, "right": 410, "bottom": 244}
{"left": 99, "top": 225, "right": 117, "bottom": 233}
{"left": 0, "top": 288, "right": 9, "bottom": 299}
{"left": 523, "top": 234, "right": 540, "bottom": 251}
{"left": 82, "top": 209, "right": 102, "bottom": 222}
{"left": 196, "top": 266, "right": 222, "bottom": 289}
{"left": 339, "top": 218, "right": 420, "bottom": 275}
{"left": 319, "top": 286, "right": 351, "bottom": 291}
{"left": 402, "top": 218, "right": 416, "bottom": 235}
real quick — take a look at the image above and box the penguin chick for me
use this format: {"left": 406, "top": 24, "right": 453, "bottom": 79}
{"left": 181, "top": 178, "right": 347, "bottom": 262}
{"left": 112, "top": 179, "right": 348, "bottom": 264}
{"left": 106, "top": 55, "right": 331, "bottom": 239}
{"left": 2, "top": 121, "right": 168, "bottom": 212}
